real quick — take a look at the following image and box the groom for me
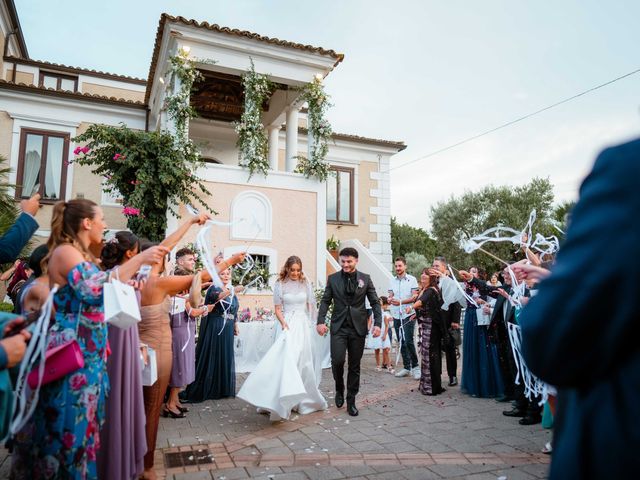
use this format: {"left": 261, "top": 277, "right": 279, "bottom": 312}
{"left": 317, "top": 247, "right": 382, "bottom": 416}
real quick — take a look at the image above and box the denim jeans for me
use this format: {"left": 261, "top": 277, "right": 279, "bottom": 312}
{"left": 394, "top": 318, "right": 419, "bottom": 370}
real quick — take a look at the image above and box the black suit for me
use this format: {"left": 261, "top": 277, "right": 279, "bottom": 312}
{"left": 318, "top": 270, "right": 381, "bottom": 401}
{"left": 440, "top": 301, "right": 461, "bottom": 378}
{"left": 488, "top": 287, "right": 516, "bottom": 397}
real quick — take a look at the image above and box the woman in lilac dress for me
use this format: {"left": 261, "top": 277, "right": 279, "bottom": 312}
{"left": 97, "top": 231, "right": 147, "bottom": 480}
{"left": 165, "top": 267, "right": 213, "bottom": 418}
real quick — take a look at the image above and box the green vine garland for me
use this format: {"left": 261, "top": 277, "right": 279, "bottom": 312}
{"left": 294, "top": 75, "right": 333, "bottom": 181}
{"left": 71, "top": 49, "right": 216, "bottom": 241}
{"left": 235, "top": 60, "right": 274, "bottom": 179}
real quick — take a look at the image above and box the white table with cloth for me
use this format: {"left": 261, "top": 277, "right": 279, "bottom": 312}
{"left": 234, "top": 320, "right": 331, "bottom": 373}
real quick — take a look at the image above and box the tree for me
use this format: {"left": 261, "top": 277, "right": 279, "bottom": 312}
{"left": 551, "top": 200, "right": 576, "bottom": 238}
{"left": 430, "top": 177, "right": 556, "bottom": 273}
{"left": 0, "top": 155, "right": 22, "bottom": 268}
{"left": 404, "top": 251, "right": 431, "bottom": 278}
{"left": 0, "top": 156, "right": 18, "bottom": 238}
{"left": 391, "top": 217, "right": 437, "bottom": 262}
{"left": 73, "top": 124, "right": 213, "bottom": 241}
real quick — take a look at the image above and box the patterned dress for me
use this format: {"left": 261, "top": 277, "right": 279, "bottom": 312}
{"left": 416, "top": 287, "right": 445, "bottom": 395}
{"left": 11, "top": 261, "right": 109, "bottom": 479}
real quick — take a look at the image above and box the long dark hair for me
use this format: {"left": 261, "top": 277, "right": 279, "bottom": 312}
{"left": 421, "top": 267, "right": 439, "bottom": 290}
{"left": 278, "top": 255, "right": 306, "bottom": 282}
{"left": 101, "top": 231, "right": 140, "bottom": 270}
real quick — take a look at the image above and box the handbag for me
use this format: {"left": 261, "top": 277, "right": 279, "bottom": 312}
{"left": 27, "top": 296, "right": 85, "bottom": 389}
{"left": 449, "top": 328, "right": 462, "bottom": 346}
{"left": 104, "top": 268, "right": 141, "bottom": 329}
{"left": 141, "top": 346, "right": 158, "bottom": 386}
{"left": 27, "top": 340, "right": 84, "bottom": 389}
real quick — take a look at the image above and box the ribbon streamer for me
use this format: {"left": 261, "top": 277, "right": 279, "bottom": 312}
{"left": 463, "top": 209, "right": 537, "bottom": 254}
{"left": 7, "top": 286, "right": 58, "bottom": 439}
{"left": 507, "top": 321, "right": 550, "bottom": 405}
{"left": 447, "top": 265, "right": 479, "bottom": 308}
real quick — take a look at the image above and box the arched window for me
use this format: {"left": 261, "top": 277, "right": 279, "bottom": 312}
{"left": 230, "top": 190, "right": 272, "bottom": 241}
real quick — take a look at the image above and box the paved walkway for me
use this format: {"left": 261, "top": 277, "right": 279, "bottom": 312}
{"left": 153, "top": 351, "right": 551, "bottom": 480}
{"left": 0, "top": 352, "right": 551, "bottom": 479}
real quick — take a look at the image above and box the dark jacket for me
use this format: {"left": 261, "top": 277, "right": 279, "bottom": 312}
{"left": 520, "top": 138, "right": 640, "bottom": 479}
{"left": 317, "top": 270, "right": 381, "bottom": 337}
{"left": 0, "top": 213, "right": 38, "bottom": 264}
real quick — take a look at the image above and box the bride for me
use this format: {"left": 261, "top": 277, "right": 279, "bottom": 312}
{"left": 238, "top": 256, "right": 328, "bottom": 421}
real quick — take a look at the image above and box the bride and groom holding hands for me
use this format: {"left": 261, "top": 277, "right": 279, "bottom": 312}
{"left": 238, "top": 247, "right": 382, "bottom": 419}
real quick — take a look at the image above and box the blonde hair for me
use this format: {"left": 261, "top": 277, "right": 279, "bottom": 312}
{"left": 278, "top": 255, "right": 307, "bottom": 283}
{"left": 43, "top": 199, "right": 99, "bottom": 272}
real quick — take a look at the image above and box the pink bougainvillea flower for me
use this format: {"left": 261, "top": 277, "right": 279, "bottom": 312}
{"left": 81, "top": 146, "right": 90, "bottom": 154}
{"left": 113, "top": 153, "right": 125, "bottom": 161}
{"left": 73, "top": 146, "right": 82, "bottom": 155}
{"left": 129, "top": 180, "right": 141, "bottom": 185}
{"left": 122, "top": 206, "right": 141, "bottom": 216}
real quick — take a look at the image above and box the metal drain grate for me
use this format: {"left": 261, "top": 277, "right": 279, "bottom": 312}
{"left": 164, "top": 449, "right": 214, "bottom": 468}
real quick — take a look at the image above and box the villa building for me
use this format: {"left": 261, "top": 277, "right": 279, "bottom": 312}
{"left": 0, "top": 0, "right": 405, "bottom": 307}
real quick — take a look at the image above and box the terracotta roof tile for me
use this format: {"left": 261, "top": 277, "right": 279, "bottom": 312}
{"left": 145, "top": 14, "right": 344, "bottom": 104}
{"left": 0, "top": 79, "right": 147, "bottom": 109}
{"left": 4, "top": 56, "right": 147, "bottom": 85}
{"left": 299, "top": 127, "right": 406, "bottom": 151}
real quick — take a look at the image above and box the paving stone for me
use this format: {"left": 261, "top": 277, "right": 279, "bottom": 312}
{"left": 210, "top": 467, "right": 248, "bottom": 480}
{"left": 399, "top": 467, "right": 442, "bottom": 480}
{"left": 173, "top": 472, "right": 213, "bottom": 480}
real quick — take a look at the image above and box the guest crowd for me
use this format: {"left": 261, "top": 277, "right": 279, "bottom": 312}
{"left": 1, "top": 136, "right": 638, "bottom": 480}
{"left": 0, "top": 195, "right": 245, "bottom": 479}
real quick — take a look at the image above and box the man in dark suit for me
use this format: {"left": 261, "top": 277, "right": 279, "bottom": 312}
{"left": 516, "top": 138, "right": 640, "bottom": 479}
{"left": 317, "top": 247, "right": 382, "bottom": 416}
{"left": 0, "top": 193, "right": 40, "bottom": 264}
{"left": 432, "top": 256, "right": 461, "bottom": 386}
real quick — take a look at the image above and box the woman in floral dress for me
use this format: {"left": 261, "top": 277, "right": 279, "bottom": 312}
{"left": 10, "top": 199, "right": 167, "bottom": 479}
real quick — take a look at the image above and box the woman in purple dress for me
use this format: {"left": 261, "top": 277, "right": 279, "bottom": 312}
{"left": 165, "top": 267, "right": 213, "bottom": 418}
{"left": 97, "top": 231, "right": 147, "bottom": 480}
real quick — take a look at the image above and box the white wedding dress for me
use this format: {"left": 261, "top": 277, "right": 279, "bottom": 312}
{"left": 238, "top": 279, "right": 328, "bottom": 421}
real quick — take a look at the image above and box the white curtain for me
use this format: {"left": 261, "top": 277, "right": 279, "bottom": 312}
{"left": 22, "top": 151, "right": 40, "bottom": 197}
{"left": 44, "top": 137, "right": 63, "bottom": 199}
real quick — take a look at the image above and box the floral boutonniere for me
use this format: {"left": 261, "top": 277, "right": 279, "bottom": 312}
{"left": 357, "top": 278, "right": 365, "bottom": 289}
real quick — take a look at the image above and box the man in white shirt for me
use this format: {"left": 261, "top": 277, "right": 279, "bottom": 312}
{"left": 388, "top": 257, "right": 419, "bottom": 379}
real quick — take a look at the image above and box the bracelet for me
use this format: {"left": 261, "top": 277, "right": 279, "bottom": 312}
{"left": 139, "top": 343, "right": 148, "bottom": 348}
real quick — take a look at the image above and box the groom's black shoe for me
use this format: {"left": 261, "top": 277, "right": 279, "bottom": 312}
{"left": 347, "top": 402, "right": 359, "bottom": 417}
{"left": 335, "top": 391, "right": 344, "bottom": 408}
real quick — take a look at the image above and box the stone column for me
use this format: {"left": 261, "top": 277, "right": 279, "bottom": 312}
{"left": 285, "top": 106, "right": 299, "bottom": 172}
{"left": 267, "top": 125, "right": 281, "bottom": 171}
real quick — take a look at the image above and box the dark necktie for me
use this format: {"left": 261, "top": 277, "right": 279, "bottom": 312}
{"left": 344, "top": 272, "right": 356, "bottom": 296}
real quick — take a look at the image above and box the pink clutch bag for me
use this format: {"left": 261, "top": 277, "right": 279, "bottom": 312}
{"left": 27, "top": 340, "right": 85, "bottom": 389}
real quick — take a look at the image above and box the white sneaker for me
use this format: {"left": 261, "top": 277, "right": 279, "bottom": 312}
{"left": 395, "top": 368, "right": 410, "bottom": 377}
{"left": 412, "top": 367, "right": 421, "bottom": 380}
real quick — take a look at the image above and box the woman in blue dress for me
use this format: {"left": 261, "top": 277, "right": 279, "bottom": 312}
{"left": 182, "top": 268, "right": 241, "bottom": 401}
{"left": 10, "top": 199, "right": 166, "bottom": 479}
{"left": 460, "top": 267, "right": 504, "bottom": 398}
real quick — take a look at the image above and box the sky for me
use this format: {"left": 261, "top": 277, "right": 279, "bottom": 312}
{"left": 15, "top": 0, "right": 640, "bottom": 230}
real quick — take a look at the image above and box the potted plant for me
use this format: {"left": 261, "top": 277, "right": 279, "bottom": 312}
{"left": 326, "top": 235, "right": 340, "bottom": 261}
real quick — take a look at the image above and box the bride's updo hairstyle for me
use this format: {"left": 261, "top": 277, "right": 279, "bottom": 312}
{"left": 279, "top": 255, "right": 306, "bottom": 283}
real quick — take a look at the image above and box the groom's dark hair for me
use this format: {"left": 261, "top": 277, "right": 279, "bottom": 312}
{"left": 339, "top": 247, "right": 358, "bottom": 259}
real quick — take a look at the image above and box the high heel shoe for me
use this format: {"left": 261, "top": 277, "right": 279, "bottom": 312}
{"left": 177, "top": 406, "right": 189, "bottom": 413}
{"left": 161, "top": 406, "right": 185, "bottom": 419}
